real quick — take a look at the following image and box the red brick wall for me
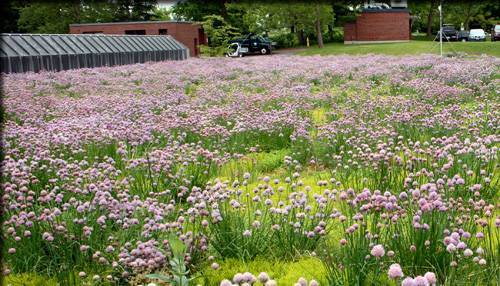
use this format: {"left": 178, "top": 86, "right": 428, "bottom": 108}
{"left": 70, "top": 22, "right": 207, "bottom": 57}
{"left": 344, "top": 11, "right": 410, "bottom": 42}
{"left": 344, "top": 23, "right": 357, "bottom": 42}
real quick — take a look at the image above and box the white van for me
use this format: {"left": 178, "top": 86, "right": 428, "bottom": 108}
{"left": 468, "top": 29, "right": 486, "bottom": 41}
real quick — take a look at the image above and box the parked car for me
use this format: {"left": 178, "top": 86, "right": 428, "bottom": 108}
{"left": 492, "top": 24, "right": 500, "bottom": 41}
{"left": 458, "top": 30, "right": 469, "bottom": 42}
{"left": 468, "top": 29, "right": 486, "bottom": 41}
{"left": 364, "top": 3, "right": 391, "bottom": 9}
{"left": 435, "top": 24, "right": 458, "bottom": 41}
{"left": 227, "top": 34, "right": 273, "bottom": 57}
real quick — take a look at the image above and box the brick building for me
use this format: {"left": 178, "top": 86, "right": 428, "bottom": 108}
{"left": 70, "top": 21, "right": 206, "bottom": 57}
{"left": 344, "top": 9, "right": 411, "bottom": 44}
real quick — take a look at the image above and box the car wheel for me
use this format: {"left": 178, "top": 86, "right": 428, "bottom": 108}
{"left": 260, "top": 48, "right": 268, "bottom": 55}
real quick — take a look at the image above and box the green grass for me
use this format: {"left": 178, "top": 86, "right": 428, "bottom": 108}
{"left": 215, "top": 148, "right": 290, "bottom": 180}
{"left": 194, "top": 257, "right": 326, "bottom": 286}
{"left": 297, "top": 40, "right": 500, "bottom": 57}
{"left": 2, "top": 273, "right": 59, "bottom": 286}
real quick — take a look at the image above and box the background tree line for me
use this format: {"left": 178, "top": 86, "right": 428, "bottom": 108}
{"left": 1, "top": 0, "right": 166, "bottom": 34}
{"left": 1, "top": 0, "right": 498, "bottom": 53}
{"left": 174, "top": 0, "right": 498, "bottom": 54}
{"left": 409, "top": 1, "right": 499, "bottom": 37}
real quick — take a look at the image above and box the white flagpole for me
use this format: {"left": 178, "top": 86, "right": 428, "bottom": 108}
{"left": 439, "top": 0, "right": 443, "bottom": 56}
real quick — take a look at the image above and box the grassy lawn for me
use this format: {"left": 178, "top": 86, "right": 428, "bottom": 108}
{"left": 296, "top": 40, "right": 500, "bottom": 57}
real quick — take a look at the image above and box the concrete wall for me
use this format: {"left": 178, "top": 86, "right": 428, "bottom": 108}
{"left": 70, "top": 22, "right": 207, "bottom": 57}
{"left": 344, "top": 11, "right": 410, "bottom": 43}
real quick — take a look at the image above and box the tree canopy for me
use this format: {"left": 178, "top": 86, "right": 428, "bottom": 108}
{"left": 409, "top": 1, "right": 499, "bottom": 35}
{"left": 4, "top": 0, "right": 160, "bottom": 34}
{"left": 1, "top": 0, "right": 498, "bottom": 48}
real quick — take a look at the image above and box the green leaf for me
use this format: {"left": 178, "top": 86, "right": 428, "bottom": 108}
{"left": 145, "top": 273, "right": 173, "bottom": 282}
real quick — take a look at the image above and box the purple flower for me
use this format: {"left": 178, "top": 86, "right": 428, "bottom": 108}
{"left": 233, "top": 273, "right": 244, "bottom": 284}
{"left": 258, "top": 272, "right": 270, "bottom": 283}
{"left": 413, "top": 276, "right": 429, "bottom": 286}
{"left": 371, "top": 244, "right": 385, "bottom": 258}
{"left": 297, "top": 277, "right": 307, "bottom": 286}
{"left": 402, "top": 277, "right": 415, "bottom": 286}
{"left": 424, "top": 272, "right": 436, "bottom": 285}
{"left": 388, "top": 263, "right": 404, "bottom": 279}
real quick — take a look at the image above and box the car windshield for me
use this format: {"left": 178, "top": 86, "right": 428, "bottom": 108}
{"left": 495, "top": 25, "right": 500, "bottom": 32}
{"left": 470, "top": 29, "right": 485, "bottom": 36}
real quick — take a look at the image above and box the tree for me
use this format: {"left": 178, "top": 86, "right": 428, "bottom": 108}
{"left": 315, "top": 6, "right": 324, "bottom": 48}
{"left": 113, "top": 0, "right": 158, "bottom": 21}
{"left": 224, "top": 3, "right": 287, "bottom": 35}
{"left": 409, "top": 0, "right": 500, "bottom": 36}
{"left": 17, "top": 2, "right": 82, "bottom": 34}
{"left": 16, "top": 1, "right": 160, "bottom": 34}
{"left": 200, "top": 14, "right": 239, "bottom": 56}
{"left": 427, "top": 0, "right": 438, "bottom": 36}
{"left": 442, "top": 2, "right": 499, "bottom": 31}
{"left": 171, "top": 0, "right": 227, "bottom": 21}
{"left": 80, "top": 2, "right": 122, "bottom": 23}
{"left": 151, "top": 8, "right": 171, "bottom": 21}
{"left": 283, "top": 3, "right": 333, "bottom": 48}
{"left": 223, "top": 3, "right": 334, "bottom": 47}
{"left": 1, "top": 0, "right": 30, "bottom": 33}
{"left": 312, "top": 3, "right": 333, "bottom": 48}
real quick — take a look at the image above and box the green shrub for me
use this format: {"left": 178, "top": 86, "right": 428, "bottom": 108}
{"left": 270, "top": 33, "right": 299, "bottom": 49}
{"left": 323, "top": 27, "right": 344, "bottom": 43}
{"left": 200, "top": 45, "right": 228, "bottom": 57}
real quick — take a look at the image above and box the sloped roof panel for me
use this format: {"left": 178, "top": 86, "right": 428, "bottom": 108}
{"left": 1, "top": 33, "right": 189, "bottom": 73}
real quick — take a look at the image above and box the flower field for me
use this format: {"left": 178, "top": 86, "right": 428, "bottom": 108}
{"left": 1, "top": 54, "right": 499, "bottom": 286}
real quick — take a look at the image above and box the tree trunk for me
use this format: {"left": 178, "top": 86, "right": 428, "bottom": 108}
{"left": 315, "top": 5, "right": 323, "bottom": 48}
{"left": 298, "top": 29, "right": 305, "bottom": 45}
{"left": 316, "top": 19, "right": 324, "bottom": 48}
{"left": 463, "top": 3, "right": 473, "bottom": 30}
{"left": 291, "top": 25, "right": 295, "bottom": 34}
{"left": 426, "top": 0, "right": 437, "bottom": 37}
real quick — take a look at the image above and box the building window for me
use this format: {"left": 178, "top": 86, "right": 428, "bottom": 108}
{"left": 159, "top": 29, "right": 168, "bottom": 35}
{"left": 125, "top": 30, "right": 146, "bottom": 35}
{"left": 82, "top": 31, "right": 103, "bottom": 34}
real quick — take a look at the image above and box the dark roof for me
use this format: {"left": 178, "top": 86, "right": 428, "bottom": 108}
{"left": 70, "top": 20, "right": 198, "bottom": 27}
{"left": 0, "top": 33, "right": 189, "bottom": 73}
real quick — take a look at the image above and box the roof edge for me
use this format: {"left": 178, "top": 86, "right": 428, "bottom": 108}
{"left": 1, "top": 33, "right": 176, "bottom": 38}
{"left": 362, "top": 8, "right": 410, "bottom": 13}
{"left": 70, "top": 20, "right": 199, "bottom": 27}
